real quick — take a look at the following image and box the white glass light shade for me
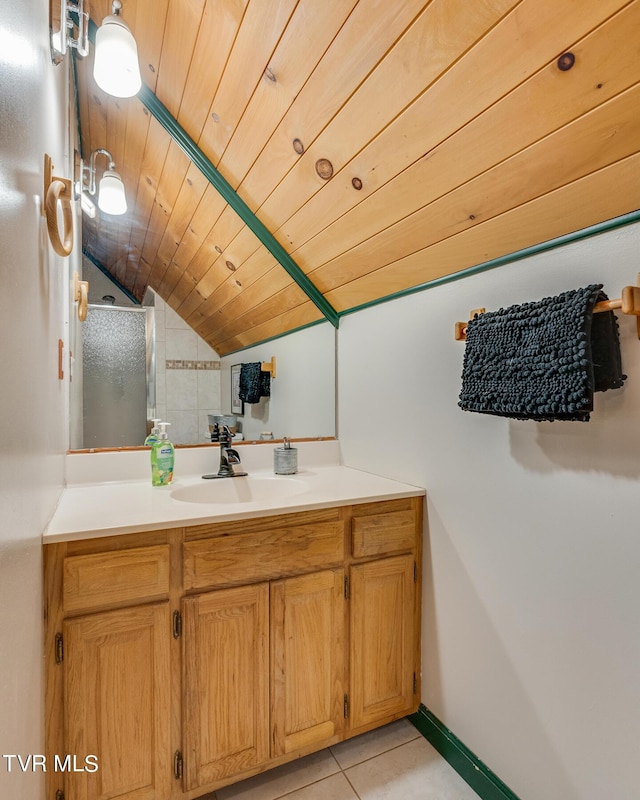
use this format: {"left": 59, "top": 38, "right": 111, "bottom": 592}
{"left": 98, "top": 170, "right": 127, "bottom": 215}
{"left": 93, "top": 15, "right": 142, "bottom": 98}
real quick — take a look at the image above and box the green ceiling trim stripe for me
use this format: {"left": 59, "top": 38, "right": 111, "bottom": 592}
{"left": 221, "top": 318, "right": 332, "bottom": 357}
{"left": 338, "top": 209, "right": 640, "bottom": 319}
{"left": 86, "top": 18, "right": 339, "bottom": 329}
{"left": 137, "top": 85, "right": 339, "bottom": 329}
{"left": 82, "top": 248, "right": 142, "bottom": 306}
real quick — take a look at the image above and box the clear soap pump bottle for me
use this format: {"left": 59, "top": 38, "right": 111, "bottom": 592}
{"left": 151, "top": 422, "right": 174, "bottom": 486}
{"left": 144, "top": 418, "right": 162, "bottom": 446}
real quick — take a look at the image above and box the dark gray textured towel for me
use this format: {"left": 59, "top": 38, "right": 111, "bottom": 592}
{"left": 239, "top": 362, "right": 271, "bottom": 404}
{"left": 458, "top": 284, "right": 626, "bottom": 421}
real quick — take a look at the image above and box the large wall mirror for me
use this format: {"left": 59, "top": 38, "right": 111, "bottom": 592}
{"left": 68, "top": 258, "right": 336, "bottom": 449}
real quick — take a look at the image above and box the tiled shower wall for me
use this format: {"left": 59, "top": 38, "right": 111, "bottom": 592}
{"left": 153, "top": 294, "right": 222, "bottom": 444}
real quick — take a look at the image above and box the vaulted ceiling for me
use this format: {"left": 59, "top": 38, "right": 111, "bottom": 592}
{"left": 72, "top": 0, "right": 640, "bottom": 355}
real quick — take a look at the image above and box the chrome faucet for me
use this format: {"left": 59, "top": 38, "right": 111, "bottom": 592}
{"left": 203, "top": 425, "right": 247, "bottom": 479}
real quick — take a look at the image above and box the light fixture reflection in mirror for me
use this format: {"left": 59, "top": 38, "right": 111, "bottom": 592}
{"left": 80, "top": 191, "right": 96, "bottom": 218}
{"left": 98, "top": 169, "right": 127, "bottom": 215}
{"left": 82, "top": 149, "right": 127, "bottom": 216}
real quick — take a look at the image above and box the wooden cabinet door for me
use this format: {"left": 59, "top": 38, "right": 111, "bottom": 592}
{"left": 350, "top": 555, "right": 416, "bottom": 729}
{"left": 271, "top": 569, "right": 345, "bottom": 756}
{"left": 63, "top": 603, "right": 172, "bottom": 800}
{"left": 182, "top": 583, "right": 269, "bottom": 790}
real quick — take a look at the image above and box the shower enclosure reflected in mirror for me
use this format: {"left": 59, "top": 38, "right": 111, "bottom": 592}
{"left": 79, "top": 304, "right": 154, "bottom": 449}
{"left": 68, "top": 258, "right": 337, "bottom": 449}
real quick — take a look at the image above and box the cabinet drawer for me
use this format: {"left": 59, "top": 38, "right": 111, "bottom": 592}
{"left": 63, "top": 545, "right": 170, "bottom": 613}
{"left": 352, "top": 508, "right": 417, "bottom": 559}
{"left": 183, "top": 520, "right": 344, "bottom": 590}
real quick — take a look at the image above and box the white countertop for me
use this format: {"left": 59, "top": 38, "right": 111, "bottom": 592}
{"left": 45, "top": 462, "right": 425, "bottom": 543}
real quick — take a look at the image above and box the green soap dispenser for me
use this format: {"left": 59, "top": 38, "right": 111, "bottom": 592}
{"left": 144, "top": 418, "right": 162, "bottom": 446}
{"left": 151, "top": 422, "right": 175, "bottom": 486}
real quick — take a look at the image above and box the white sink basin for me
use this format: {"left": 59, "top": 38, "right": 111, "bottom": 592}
{"left": 170, "top": 475, "right": 308, "bottom": 505}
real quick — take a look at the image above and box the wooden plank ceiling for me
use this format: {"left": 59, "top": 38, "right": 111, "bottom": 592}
{"left": 76, "top": 0, "right": 640, "bottom": 356}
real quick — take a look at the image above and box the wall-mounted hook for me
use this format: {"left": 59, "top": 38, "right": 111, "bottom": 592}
{"left": 74, "top": 271, "right": 89, "bottom": 321}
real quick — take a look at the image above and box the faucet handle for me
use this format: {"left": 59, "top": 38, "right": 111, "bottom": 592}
{"left": 221, "top": 425, "right": 233, "bottom": 442}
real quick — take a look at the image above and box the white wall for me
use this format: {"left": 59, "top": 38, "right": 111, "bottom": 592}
{"left": 220, "top": 322, "right": 336, "bottom": 441}
{"left": 337, "top": 221, "right": 640, "bottom": 800}
{"left": 0, "top": 2, "right": 75, "bottom": 797}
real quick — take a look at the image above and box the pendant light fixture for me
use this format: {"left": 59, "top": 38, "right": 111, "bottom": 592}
{"left": 82, "top": 149, "right": 127, "bottom": 216}
{"left": 51, "top": 0, "right": 141, "bottom": 99}
{"left": 93, "top": 0, "right": 142, "bottom": 98}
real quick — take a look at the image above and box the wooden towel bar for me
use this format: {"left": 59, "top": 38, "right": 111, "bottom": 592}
{"left": 261, "top": 357, "right": 276, "bottom": 379}
{"left": 455, "top": 277, "right": 640, "bottom": 341}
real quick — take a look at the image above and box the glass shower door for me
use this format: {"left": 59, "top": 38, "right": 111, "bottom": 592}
{"left": 82, "top": 305, "right": 150, "bottom": 448}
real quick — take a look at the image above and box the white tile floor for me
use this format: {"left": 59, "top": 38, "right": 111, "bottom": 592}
{"left": 215, "top": 719, "right": 481, "bottom": 800}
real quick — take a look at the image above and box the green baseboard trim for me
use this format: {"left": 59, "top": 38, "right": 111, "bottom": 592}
{"left": 408, "top": 705, "right": 521, "bottom": 800}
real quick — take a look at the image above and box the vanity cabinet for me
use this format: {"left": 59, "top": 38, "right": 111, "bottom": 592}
{"left": 182, "top": 567, "right": 346, "bottom": 793}
{"left": 44, "top": 536, "right": 176, "bottom": 800}
{"left": 350, "top": 555, "right": 416, "bottom": 729}
{"left": 182, "top": 582, "right": 270, "bottom": 789}
{"left": 270, "top": 568, "right": 346, "bottom": 756}
{"left": 64, "top": 603, "right": 173, "bottom": 800}
{"left": 44, "top": 497, "right": 421, "bottom": 800}
{"left": 348, "top": 500, "right": 421, "bottom": 730}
